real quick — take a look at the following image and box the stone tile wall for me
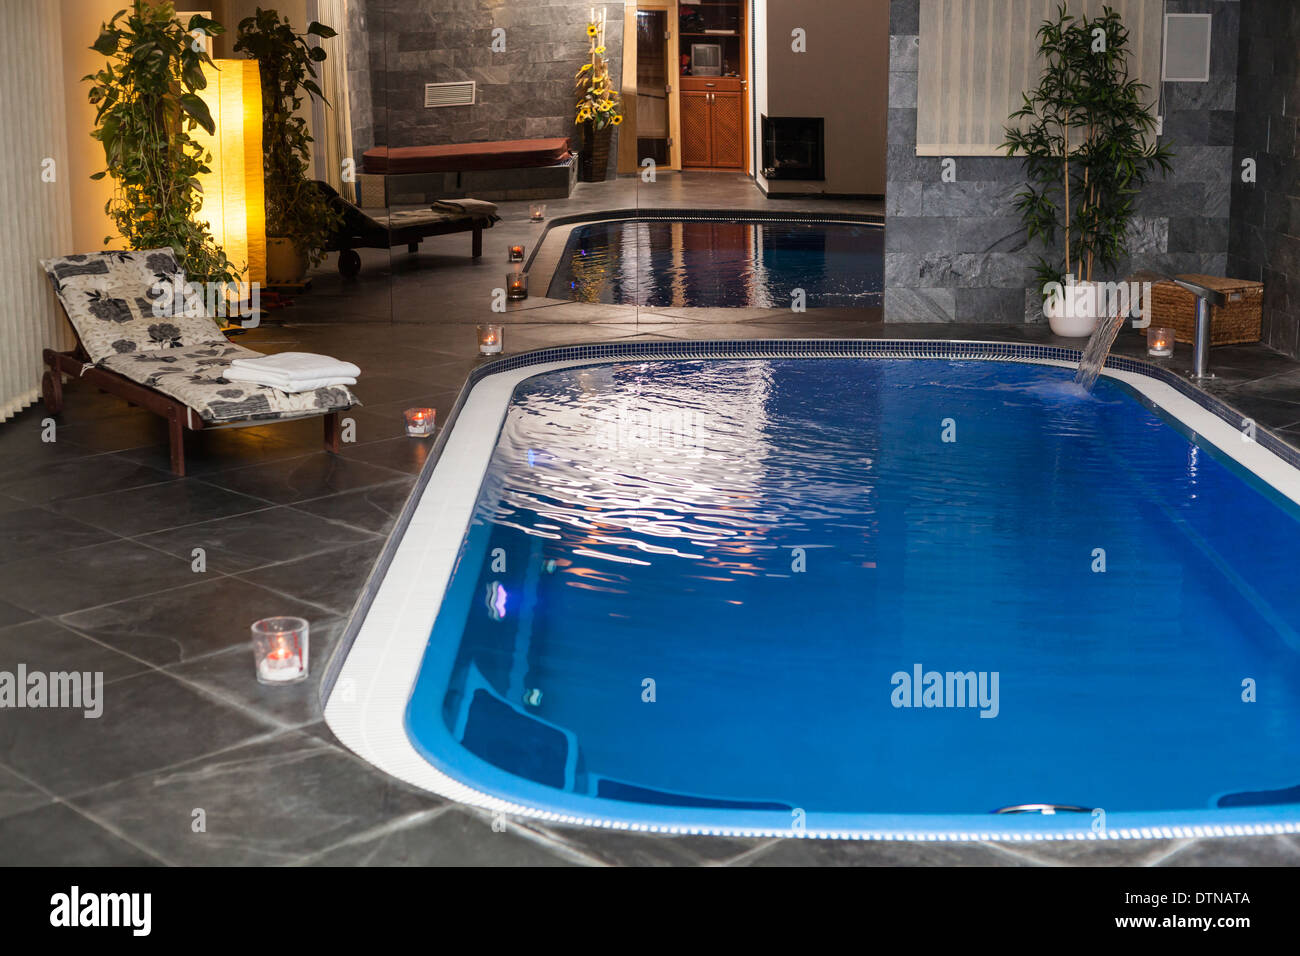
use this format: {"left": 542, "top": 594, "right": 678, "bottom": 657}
{"left": 364, "top": 0, "right": 623, "bottom": 177}
{"left": 885, "top": 0, "right": 1240, "bottom": 323}
{"left": 1227, "top": 1, "right": 1300, "bottom": 358}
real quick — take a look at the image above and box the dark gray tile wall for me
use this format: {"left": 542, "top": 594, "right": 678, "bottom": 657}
{"left": 1227, "top": 1, "right": 1300, "bottom": 358}
{"left": 363, "top": 0, "right": 623, "bottom": 175}
{"left": 346, "top": 0, "right": 375, "bottom": 162}
{"left": 885, "top": 0, "right": 1241, "bottom": 322}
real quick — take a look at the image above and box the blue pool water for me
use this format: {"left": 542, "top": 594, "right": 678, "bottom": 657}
{"left": 546, "top": 218, "right": 882, "bottom": 308}
{"left": 406, "top": 359, "right": 1300, "bottom": 834}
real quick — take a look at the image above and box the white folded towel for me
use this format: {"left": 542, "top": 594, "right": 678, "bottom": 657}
{"left": 224, "top": 367, "right": 356, "bottom": 392}
{"left": 229, "top": 351, "right": 361, "bottom": 381}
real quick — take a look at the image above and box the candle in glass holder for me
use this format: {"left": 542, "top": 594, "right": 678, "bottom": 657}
{"left": 529, "top": 203, "right": 547, "bottom": 222}
{"left": 251, "top": 617, "right": 308, "bottom": 684}
{"left": 507, "top": 272, "right": 529, "bottom": 301}
{"left": 478, "top": 324, "right": 503, "bottom": 355}
{"left": 1147, "top": 326, "right": 1175, "bottom": 358}
{"left": 404, "top": 407, "right": 436, "bottom": 437}
{"left": 508, "top": 244, "right": 525, "bottom": 263}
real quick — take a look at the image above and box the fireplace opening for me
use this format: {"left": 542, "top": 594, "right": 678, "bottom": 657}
{"left": 761, "top": 116, "right": 825, "bottom": 181}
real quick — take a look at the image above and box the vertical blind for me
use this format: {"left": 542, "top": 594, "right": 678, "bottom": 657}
{"left": 916, "top": 0, "right": 1164, "bottom": 156}
{"left": 314, "top": 0, "right": 355, "bottom": 200}
{"left": 0, "top": 0, "right": 74, "bottom": 423}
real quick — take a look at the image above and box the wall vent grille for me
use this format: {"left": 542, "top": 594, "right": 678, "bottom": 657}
{"left": 424, "top": 81, "right": 476, "bottom": 108}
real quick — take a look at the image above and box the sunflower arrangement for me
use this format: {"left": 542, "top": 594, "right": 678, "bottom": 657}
{"left": 574, "top": 16, "right": 622, "bottom": 131}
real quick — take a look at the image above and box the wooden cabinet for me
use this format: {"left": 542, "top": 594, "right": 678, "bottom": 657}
{"left": 681, "top": 83, "right": 745, "bottom": 170}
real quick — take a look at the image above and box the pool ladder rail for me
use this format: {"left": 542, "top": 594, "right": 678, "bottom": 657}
{"left": 993, "top": 803, "right": 1093, "bottom": 815}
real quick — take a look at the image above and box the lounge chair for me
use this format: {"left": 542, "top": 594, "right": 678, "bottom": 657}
{"left": 39, "top": 249, "right": 359, "bottom": 477}
{"left": 314, "top": 181, "right": 500, "bottom": 278}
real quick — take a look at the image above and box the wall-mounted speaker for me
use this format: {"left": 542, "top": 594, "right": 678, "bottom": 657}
{"left": 1162, "top": 13, "right": 1213, "bottom": 83}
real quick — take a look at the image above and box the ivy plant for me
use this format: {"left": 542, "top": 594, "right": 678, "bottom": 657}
{"left": 1002, "top": 4, "right": 1173, "bottom": 290}
{"left": 86, "top": 1, "right": 238, "bottom": 285}
{"left": 233, "top": 8, "right": 343, "bottom": 264}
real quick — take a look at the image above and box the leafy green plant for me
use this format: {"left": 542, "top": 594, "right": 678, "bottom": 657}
{"left": 86, "top": 1, "right": 238, "bottom": 285}
{"left": 1002, "top": 4, "right": 1173, "bottom": 289}
{"left": 234, "top": 8, "right": 342, "bottom": 264}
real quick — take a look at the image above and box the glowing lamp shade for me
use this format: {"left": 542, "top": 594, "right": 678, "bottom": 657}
{"left": 192, "top": 60, "right": 266, "bottom": 286}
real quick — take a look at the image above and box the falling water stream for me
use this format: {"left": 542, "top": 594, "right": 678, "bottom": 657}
{"left": 1072, "top": 311, "right": 1128, "bottom": 391}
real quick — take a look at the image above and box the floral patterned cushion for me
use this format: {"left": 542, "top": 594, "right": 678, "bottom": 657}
{"left": 40, "top": 250, "right": 226, "bottom": 362}
{"left": 100, "top": 343, "right": 359, "bottom": 424}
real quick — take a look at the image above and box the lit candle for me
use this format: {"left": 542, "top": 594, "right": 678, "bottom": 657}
{"left": 1147, "top": 326, "right": 1175, "bottom": 358}
{"left": 404, "top": 407, "right": 436, "bottom": 437}
{"left": 251, "top": 617, "right": 308, "bottom": 685}
{"left": 506, "top": 272, "right": 528, "bottom": 301}
{"left": 508, "top": 244, "right": 525, "bottom": 263}
{"left": 478, "top": 324, "right": 503, "bottom": 355}
{"left": 529, "top": 203, "right": 547, "bottom": 222}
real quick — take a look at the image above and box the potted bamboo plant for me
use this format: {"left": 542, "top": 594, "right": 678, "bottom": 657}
{"left": 1002, "top": 4, "right": 1173, "bottom": 336}
{"left": 86, "top": 2, "right": 238, "bottom": 285}
{"left": 575, "top": 14, "right": 623, "bottom": 182}
{"left": 234, "top": 7, "right": 343, "bottom": 283}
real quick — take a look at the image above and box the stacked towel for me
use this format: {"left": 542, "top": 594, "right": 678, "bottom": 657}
{"left": 225, "top": 352, "right": 361, "bottom": 393}
{"left": 433, "top": 198, "right": 500, "bottom": 220}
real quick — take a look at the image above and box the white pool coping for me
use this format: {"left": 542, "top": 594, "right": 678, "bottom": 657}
{"left": 323, "top": 347, "right": 1300, "bottom": 840}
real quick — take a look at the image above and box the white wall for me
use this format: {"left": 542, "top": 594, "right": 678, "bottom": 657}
{"left": 751, "top": 0, "right": 768, "bottom": 185}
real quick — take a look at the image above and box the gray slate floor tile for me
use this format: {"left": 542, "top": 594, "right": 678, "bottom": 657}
{"left": 0, "top": 618, "right": 152, "bottom": 685}
{"left": 134, "top": 505, "right": 378, "bottom": 575}
{"left": 0, "top": 803, "right": 161, "bottom": 865}
{"left": 301, "top": 808, "right": 579, "bottom": 866}
{"left": 0, "top": 539, "right": 195, "bottom": 616}
{"left": 61, "top": 576, "right": 336, "bottom": 667}
{"left": 0, "top": 670, "right": 276, "bottom": 797}
{"left": 73, "top": 732, "right": 439, "bottom": 865}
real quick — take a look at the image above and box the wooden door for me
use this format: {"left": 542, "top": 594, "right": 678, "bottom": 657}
{"left": 710, "top": 92, "right": 745, "bottom": 168}
{"left": 680, "top": 91, "right": 713, "bottom": 167}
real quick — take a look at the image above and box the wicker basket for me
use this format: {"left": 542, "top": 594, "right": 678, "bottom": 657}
{"left": 1150, "top": 274, "right": 1264, "bottom": 346}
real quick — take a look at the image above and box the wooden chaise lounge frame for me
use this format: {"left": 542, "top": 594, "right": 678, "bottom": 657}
{"left": 315, "top": 181, "right": 494, "bottom": 278}
{"left": 41, "top": 316, "right": 345, "bottom": 478}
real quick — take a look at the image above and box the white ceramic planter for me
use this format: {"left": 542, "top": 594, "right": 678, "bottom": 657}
{"left": 1046, "top": 279, "right": 1101, "bottom": 337}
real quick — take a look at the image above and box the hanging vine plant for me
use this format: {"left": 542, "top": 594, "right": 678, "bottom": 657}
{"left": 1001, "top": 4, "right": 1173, "bottom": 290}
{"left": 86, "top": 1, "right": 238, "bottom": 285}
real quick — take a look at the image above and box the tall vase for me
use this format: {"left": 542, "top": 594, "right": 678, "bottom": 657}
{"left": 580, "top": 123, "right": 613, "bottom": 182}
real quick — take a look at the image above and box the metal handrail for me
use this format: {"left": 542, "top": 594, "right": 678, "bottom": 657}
{"left": 993, "top": 803, "right": 1093, "bottom": 815}
{"left": 1127, "top": 269, "right": 1224, "bottom": 380}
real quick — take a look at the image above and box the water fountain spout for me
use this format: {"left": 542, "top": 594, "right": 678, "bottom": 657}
{"left": 1072, "top": 270, "right": 1227, "bottom": 391}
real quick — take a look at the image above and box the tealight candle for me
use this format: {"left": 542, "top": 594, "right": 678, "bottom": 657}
{"left": 507, "top": 272, "right": 528, "bottom": 301}
{"left": 1147, "top": 326, "right": 1175, "bottom": 358}
{"left": 251, "top": 617, "right": 308, "bottom": 685}
{"left": 508, "top": 244, "right": 525, "bottom": 263}
{"left": 529, "top": 203, "right": 546, "bottom": 222}
{"left": 478, "top": 324, "right": 503, "bottom": 355}
{"left": 404, "top": 407, "right": 436, "bottom": 437}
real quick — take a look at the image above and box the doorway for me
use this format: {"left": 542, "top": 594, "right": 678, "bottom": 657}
{"left": 635, "top": 5, "right": 680, "bottom": 170}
